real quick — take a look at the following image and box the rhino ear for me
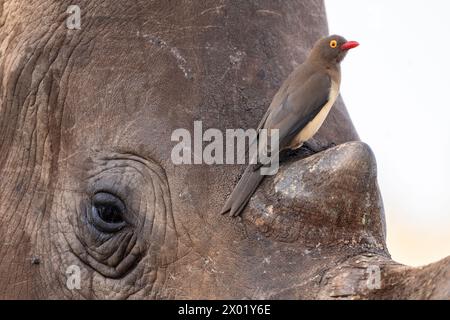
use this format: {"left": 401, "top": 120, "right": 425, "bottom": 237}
{"left": 244, "top": 142, "right": 386, "bottom": 250}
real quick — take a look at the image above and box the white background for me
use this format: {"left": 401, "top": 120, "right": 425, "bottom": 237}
{"left": 325, "top": 0, "right": 450, "bottom": 266}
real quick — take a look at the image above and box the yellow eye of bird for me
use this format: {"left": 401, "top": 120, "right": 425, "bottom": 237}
{"left": 330, "top": 40, "right": 337, "bottom": 48}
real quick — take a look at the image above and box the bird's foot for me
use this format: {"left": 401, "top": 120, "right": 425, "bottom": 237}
{"left": 279, "top": 148, "right": 304, "bottom": 164}
{"left": 303, "top": 141, "right": 337, "bottom": 154}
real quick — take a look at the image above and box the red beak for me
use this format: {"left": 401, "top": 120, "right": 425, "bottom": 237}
{"left": 341, "top": 41, "right": 359, "bottom": 51}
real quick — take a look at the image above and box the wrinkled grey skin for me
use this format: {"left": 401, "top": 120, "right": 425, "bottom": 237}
{"left": 0, "top": 0, "right": 448, "bottom": 299}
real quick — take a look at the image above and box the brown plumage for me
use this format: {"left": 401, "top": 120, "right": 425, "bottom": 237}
{"left": 221, "top": 35, "right": 359, "bottom": 217}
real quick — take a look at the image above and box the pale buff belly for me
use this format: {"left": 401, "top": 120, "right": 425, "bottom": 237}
{"left": 288, "top": 81, "right": 339, "bottom": 150}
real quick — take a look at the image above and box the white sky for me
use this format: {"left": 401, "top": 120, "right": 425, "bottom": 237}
{"left": 325, "top": 0, "right": 450, "bottom": 266}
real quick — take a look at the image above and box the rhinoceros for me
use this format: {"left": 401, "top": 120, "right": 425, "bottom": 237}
{"left": 0, "top": 0, "right": 448, "bottom": 299}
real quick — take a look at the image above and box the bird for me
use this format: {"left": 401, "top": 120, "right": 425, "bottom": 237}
{"left": 221, "top": 35, "right": 359, "bottom": 217}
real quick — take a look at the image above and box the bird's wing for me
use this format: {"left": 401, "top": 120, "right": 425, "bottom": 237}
{"left": 264, "top": 72, "right": 331, "bottom": 149}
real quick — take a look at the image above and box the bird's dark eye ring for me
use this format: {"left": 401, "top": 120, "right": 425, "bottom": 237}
{"left": 90, "top": 192, "right": 127, "bottom": 233}
{"left": 330, "top": 40, "right": 337, "bottom": 48}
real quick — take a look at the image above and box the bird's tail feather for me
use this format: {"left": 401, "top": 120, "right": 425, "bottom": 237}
{"left": 220, "top": 165, "right": 265, "bottom": 217}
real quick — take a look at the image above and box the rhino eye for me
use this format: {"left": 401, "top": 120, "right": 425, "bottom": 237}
{"left": 90, "top": 192, "right": 127, "bottom": 233}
